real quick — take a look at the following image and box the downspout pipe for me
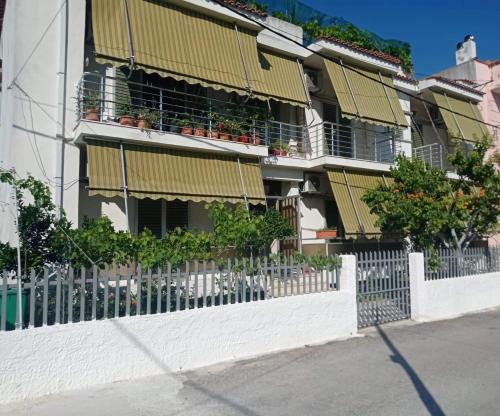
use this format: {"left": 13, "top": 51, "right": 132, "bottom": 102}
{"left": 55, "top": 0, "right": 69, "bottom": 219}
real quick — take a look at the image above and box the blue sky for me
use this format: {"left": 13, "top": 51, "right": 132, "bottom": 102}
{"left": 303, "top": 0, "right": 500, "bottom": 77}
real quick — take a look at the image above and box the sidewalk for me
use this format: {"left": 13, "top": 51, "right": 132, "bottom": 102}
{"left": 2, "top": 308, "right": 500, "bottom": 416}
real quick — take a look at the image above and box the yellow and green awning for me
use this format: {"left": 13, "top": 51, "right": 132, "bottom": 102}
{"left": 431, "top": 91, "right": 488, "bottom": 142}
{"left": 87, "top": 140, "right": 266, "bottom": 204}
{"left": 326, "top": 168, "right": 390, "bottom": 238}
{"left": 323, "top": 58, "right": 408, "bottom": 127}
{"left": 91, "top": 0, "right": 308, "bottom": 106}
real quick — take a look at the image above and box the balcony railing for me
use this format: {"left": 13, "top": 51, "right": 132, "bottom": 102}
{"left": 412, "top": 143, "right": 443, "bottom": 169}
{"left": 76, "top": 72, "right": 306, "bottom": 154}
{"left": 307, "top": 121, "right": 403, "bottom": 164}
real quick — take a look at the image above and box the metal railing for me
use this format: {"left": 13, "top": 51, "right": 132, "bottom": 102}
{"left": 76, "top": 72, "right": 307, "bottom": 153}
{"left": 424, "top": 246, "right": 500, "bottom": 280}
{"left": 307, "top": 121, "right": 403, "bottom": 163}
{"left": 0, "top": 257, "right": 340, "bottom": 332}
{"left": 413, "top": 143, "right": 443, "bottom": 169}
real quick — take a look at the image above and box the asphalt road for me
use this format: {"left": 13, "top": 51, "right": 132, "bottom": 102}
{"left": 2, "top": 308, "right": 500, "bottom": 416}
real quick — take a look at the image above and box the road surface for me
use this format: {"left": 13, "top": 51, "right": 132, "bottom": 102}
{"left": 2, "top": 308, "right": 500, "bottom": 416}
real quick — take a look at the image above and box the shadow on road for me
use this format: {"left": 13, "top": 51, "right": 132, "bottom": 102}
{"left": 111, "top": 319, "right": 261, "bottom": 415}
{"left": 376, "top": 324, "right": 445, "bottom": 416}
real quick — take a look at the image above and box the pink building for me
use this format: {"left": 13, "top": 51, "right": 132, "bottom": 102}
{"left": 435, "top": 35, "right": 500, "bottom": 152}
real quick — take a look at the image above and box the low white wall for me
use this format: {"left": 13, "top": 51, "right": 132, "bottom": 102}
{"left": 0, "top": 256, "right": 358, "bottom": 404}
{"left": 410, "top": 253, "right": 500, "bottom": 322}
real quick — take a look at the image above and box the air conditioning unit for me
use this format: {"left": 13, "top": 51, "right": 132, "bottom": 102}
{"left": 302, "top": 173, "right": 321, "bottom": 194}
{"left": 304, "top": 68, "right": 322, "bottom": 93}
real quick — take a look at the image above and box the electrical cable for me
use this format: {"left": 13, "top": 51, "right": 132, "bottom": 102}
{"left": 210, "top": 0, "right": 499, "bottom": 134}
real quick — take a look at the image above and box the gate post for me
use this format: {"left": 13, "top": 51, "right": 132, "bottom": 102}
{"left": 339, "top": 255, "right": 358, "bottom": 335}
{"left": 409, "top": 252, "right": 425, "bottom": 322}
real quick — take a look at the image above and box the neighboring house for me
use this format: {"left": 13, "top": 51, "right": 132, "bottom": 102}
{"left": 0, "top": 1, "right": 491, "bottom": 255}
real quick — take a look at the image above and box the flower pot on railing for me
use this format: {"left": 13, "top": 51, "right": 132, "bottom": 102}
{"left": 208, "top": 130, "right": 219, "bottom": 139}
{"left": 238, "top": 135, "right": 250, "bottom": 144}
{"left": 119, "top": 115, "right": 135, "bottom": 127}
{"left": 194, "top": 128, "right": 206, "bottom": 137}
{"left": 254, "top": 135, "right": 262, "bottom": 146}
{"left": 84, "top": 108, "right": 100, "bottom": 121}
{"left": 181, "top": 126, "right": 193, "bottom": 136}
{"left": 316, "top": 229, "right": 337, "bottom": 239}
{"left": 136, "top": 117, "right": 150, "bottom": 130}
{"left": 219, "top": 132, "right": 231, "bottom": 141}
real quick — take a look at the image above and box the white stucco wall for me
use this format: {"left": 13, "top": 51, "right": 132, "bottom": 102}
{"left": 0, "top": 0, "right": 86, "bottom": 243}
{"left": 409, "top": 253, "right": 500, "bottom": 322}
{"left": 0, "top": 256, "right": 357, "bottom": 404}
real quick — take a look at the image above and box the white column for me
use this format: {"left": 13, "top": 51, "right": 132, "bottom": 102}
{"left": 339, "top": 254, "right": 358, "bottom": 336}
{"left": 409, "top": 252, "right": 425, "bottom": 322}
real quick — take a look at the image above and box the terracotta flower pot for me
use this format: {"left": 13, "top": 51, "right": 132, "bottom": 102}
{"left": 84, "top": 108, "right": 100, "bottom": 121}
{"left": 281, "top": 150, "right": 288, "bottom": 156}
{"left": 194, "top": 128, "right": 206, "bottom": 137}
{"left": 254, "top": 135, "right": 262, "bottom": 146}
{"left": 137, "top": 118, "right": 150, "bottom": 130}
{"left": 181, "top": 126, "right": 193, "bottom": 136}
{"left": 272, "top": 149, "right": 282, "bottom": 156}
{"left": 316, "top": 230, "right": 337, "bottom": 239}
{"left": 231, "top": 134, "right": 239, "bottom": 142}
{"left": 238, "top": 135, "right": 250, "bottom": 143}
{"left": 219, "top": 132, "right": 231, "bottom": 141}
{"left": 119, "top": 115, "right": 135, "bottom": 126}
{"left": 208, "top": 130, "right": 219, "bottom": 139}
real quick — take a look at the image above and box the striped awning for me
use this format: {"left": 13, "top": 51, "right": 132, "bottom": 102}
{"left": 326, "top": 168, "right": 390, "bottom": 238}
{"left": 431, "top": 91, "right": 488, "bottom": 142}
{"left": 91, "top": 0, "right": 308, "bottom": 106}
{"left": 87, "top": 140, "right": 266, "bottom": 204}
{"left": 323, "top": 58, "right": 408, "bottom": 127}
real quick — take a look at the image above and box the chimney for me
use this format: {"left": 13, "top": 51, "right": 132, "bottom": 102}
{"left": 455, "top": 35, "right": 477, "bottom": 65}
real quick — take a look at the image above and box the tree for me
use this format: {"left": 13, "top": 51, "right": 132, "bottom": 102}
{"left": 362, "top": 137, "right": 500, "bottom": 253}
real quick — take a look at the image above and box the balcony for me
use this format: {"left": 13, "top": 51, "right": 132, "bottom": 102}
{"left": 307, "top": 121, "right": 403, "bottom": 164}
{"left": 412, "top": 143, "right": 444, "bottom": 169}
{"left": 76, "top": 72, "right": 307, "bottom": 156}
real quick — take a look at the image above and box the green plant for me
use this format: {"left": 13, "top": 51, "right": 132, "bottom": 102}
{"left": 363, "top": 136, "right": 500, "bottom": 253}
{"left": 137, "top": 108, "right": 161, "bottom": 128}
{"left": 116, "top": 102, "right": 138, "bottom": 118}
{"left": 82, "top": 89, "right": 100, "bottom": 110}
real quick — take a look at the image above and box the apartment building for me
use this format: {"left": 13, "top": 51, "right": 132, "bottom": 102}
{"left": 0, "top": 0, "right": 489, "bottom": 254}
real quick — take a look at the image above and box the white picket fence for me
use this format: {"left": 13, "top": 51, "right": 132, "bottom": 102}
{"left": 1, "top": 257, "right": 340, "bottom": 332}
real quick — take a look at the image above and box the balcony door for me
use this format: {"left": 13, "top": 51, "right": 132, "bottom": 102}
{"left": 323, "top": 103, "right": 352, "bottom": 158}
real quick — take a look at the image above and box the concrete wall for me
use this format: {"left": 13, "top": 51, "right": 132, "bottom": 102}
{"left": 409, "top": 253, "right": 500, "bottom": 322}
{"left": 0, "top": 255, "right": 358, "bottom": 404}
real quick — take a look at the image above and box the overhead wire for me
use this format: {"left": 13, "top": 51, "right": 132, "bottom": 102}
{"left": 210, "top": 0, "right": 499, "bottom": 135}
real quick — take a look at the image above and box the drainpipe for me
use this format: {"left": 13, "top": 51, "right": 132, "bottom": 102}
{"left": 55, "top": 0, "right": 69, "bottom": 219}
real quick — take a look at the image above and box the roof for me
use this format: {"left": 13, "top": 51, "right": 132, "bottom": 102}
{"left": 219, "top": 0, "right": 268, "bottom": 17}
{"left": 481, "top": 59, "right": 500, "bottom": 67}
{"left": 426, "top": 76, "right": 484, "bottom": 96}
{"left": 316, "top": 36, "right": 402, "bottom": 66}
{"left": 394, "top": 74, "right": 418, "bottom": 84}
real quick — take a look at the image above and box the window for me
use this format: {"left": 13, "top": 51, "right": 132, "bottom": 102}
{"left": 138, "top": 199, "right": 163, "bottom": 238}
{"left": 166, "top": 200, "right": 188, "bottom": 231}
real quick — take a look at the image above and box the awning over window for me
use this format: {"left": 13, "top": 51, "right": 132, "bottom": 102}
{"left": 431, "top": 91, "right": 487, "bottom": 142}
{"left": 323, "top": 59, "right": 408, "bottom": 127}
{"left": 87, "top": 140, "right": 266, "bottom": 204}
{"left": 326, "top": 168, "right": 389, "bottom": 238}
{"left": 91, "top": 0, "right": 308, "bottom": 106}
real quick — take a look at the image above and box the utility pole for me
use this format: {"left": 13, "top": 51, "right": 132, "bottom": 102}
{"left": 12, "top": 179, "right": 23, "bottom": 329}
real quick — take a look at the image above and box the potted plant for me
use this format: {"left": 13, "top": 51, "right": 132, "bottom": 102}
{"left": 137, "top": 108, "right": 161, "bottom": 130}
{"left": 224, "top": 118, "right": 242, "bottom": 142}
{"left": 270, "top": 143, "right": 282, "bottom": 156}
{"left": 316, "top": 228, "right": 338, "bottom": 239}
{"left": 238, "top": 124, "right": 251, "bottom": 144}
{"left": 178, "top": 118, "right": 193, "bottom": 136}
{"left": 193, "top": 120, "right": 206, "bottom": 137}
{"left": 207, "top": 112, "right": 219, "bottom": 139}
{"left": 280, "top": 143, "right": 290, "bottom": 156}
{"left": 82, "top": 90, "right": 101, "bottom": 121}
{"left": 117, "top": 103, "right": 136, "bottom": 127}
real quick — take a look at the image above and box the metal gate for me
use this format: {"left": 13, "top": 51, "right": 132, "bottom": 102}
{"left": 356, "top": 250, "right": 411, "bottom": 328}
